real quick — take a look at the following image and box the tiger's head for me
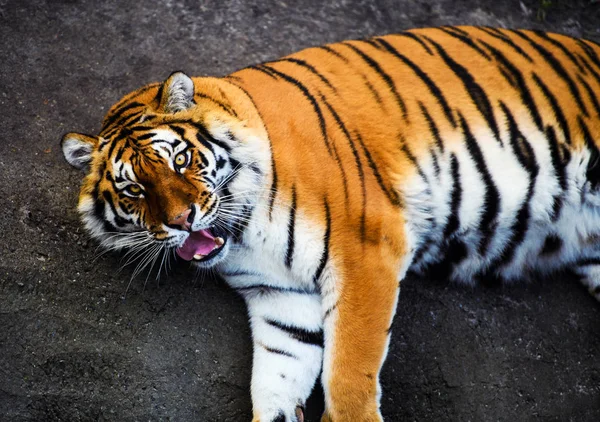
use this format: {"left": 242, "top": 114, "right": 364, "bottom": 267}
{"left": 61, "top": 72, "right": 268, "bottom": 274}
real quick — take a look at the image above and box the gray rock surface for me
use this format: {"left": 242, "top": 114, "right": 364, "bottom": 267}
{"left": 1, "top": 0, "right": 599, "bottom": 420}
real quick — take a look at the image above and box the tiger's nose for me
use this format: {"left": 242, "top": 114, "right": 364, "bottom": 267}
{"left": 168, "top": 208, "right": 193, "bottom": 231}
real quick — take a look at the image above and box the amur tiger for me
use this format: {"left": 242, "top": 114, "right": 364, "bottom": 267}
{"left": 61, "top": 26, "right": 600, "bottom": 421}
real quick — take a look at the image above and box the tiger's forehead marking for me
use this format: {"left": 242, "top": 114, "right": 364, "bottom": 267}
{"left": 146, "top": 128, "right": 189, "bottom": 161}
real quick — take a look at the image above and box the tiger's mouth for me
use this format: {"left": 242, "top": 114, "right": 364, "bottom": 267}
{"left": 176, "top": 226, "right": 228, "bottom": 262}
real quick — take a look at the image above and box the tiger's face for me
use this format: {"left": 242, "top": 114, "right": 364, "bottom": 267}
{"left": 62, "top": 72, "right": 266, "bottom": 273}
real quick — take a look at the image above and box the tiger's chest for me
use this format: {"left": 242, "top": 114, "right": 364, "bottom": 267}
{"left": 217, "top": 203, "right": 328, "bottom": 293}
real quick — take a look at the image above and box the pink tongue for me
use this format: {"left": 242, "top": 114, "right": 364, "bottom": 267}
{"left": 176, "top": 229, "right": 217, "bottom": 261}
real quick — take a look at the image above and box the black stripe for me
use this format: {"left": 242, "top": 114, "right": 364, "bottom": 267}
{"left": 476, "top": 27, "right": 533, "bottom": 62}
{"left": 193, "top": 130, "right": 214, "bottom": 155}
{"left": 155, "top": 81, "right": 164, "bottom": 106}
{"left": 101, "top": 101, "right": 144, "bottom": 132}
{"left": 102, "top": 111, "right": 145, "bottom": 138}
{"left": 488, "top": 103, "right": 539, "bottom": 273}
{"left": 579, "top": 116, "right": 600, "bottom": 189}
{"left": 268, "top": 153, "right": 278, "bottom": 220}
{"left": 264, "top": 318, "right": 324, "bottom": 347}
{"left": 481, "top": 40, "right": 544, "bottom": 131}
{"left": 102, "top": 191, "right": 128, "bottom": 227}
{"left": 319, "top": 96, "right": 364, "bottom": 176}
{"left": 546, "top": 125, "right": 567, "bottom": 222}
{"left": 499, "top": 102, "right": 538, "bottom": 174}
{"left": 284, "top": 186, "right": 297, "bottom": 269}
{"left": 279, "top": 58, "right": 336, "bottom": 91}
{"left": 530, "top": 72, "right": 572, "bottom": 144}
{"left": 319, "top": 95, "right": 367, "bottom": 239}
{"left": 91, "top": 163, "right": 106, "bottom": 212}
{"left": 105, "top": 171, "right": 123, "bottom": 195}
{"left": 342, "top": 42, "right": 407, "bottom": 118}
{"left": 444, "top": 154, "right": 462, "bottom": 238}
{"left": 577, "top": 74, "right": 600, "bottom": 118}
{"left": 114, "top": 140, "right": 129, "bottom": 163}
{"left": 534, "top": 31, "right": 586, "bottom": 74}
{"left": 107, "top": 82, "right": 159, "bottom": 114}
{"left": 375, "top": 38, "right": 456, "bottom": 127}
{"left": 272, "top": 411, "right": 286, "bottom": 422}
{"left": 400, "top": 142, "right": 428, "bottom": 183}
{"left": 318, "top": 44, "right": 385, "bottom": 108}
{"left": 182, "top": 121, "right": 231, "bottom": 153}
{"left": 355, "top": 132, "right": 402, "bottom": 207}
{"left": 459, "top": 114, "right": 500, "bottom": 256}
{"left": 203, "top": 197, "right": 219, "bottom": 218}
{"left": 260, "top": 64, "right": 333, "bottom": 155}
{"left": 540, "top": 234, "right": 562, "bottom": 255}
{"left": 199, "top": 150, "right": 210, "bottom": 167}
{"left": 412, "top": 151, "right": 456, "bottom": 268}
{"left": 95, "top": 198, "right": 116, "bottom": 234}
{"left": 430, "top": 147, "right": 441, "bottom": 178}
{"left": 135, "top": 132, "right": 156, "bottom": 141}
{"left": 234, "top": 283, "right": 317, "bottom": 295}
{"left": 313, "top": 199, "right": 331, "bottom": 285}
{"left": 97, "top": 137, "right": 111, "bottom": 151}
{"left": 584, "top": 38, "right": 600, "bottom": 50}
{"left": 169, "top": 125, "right": 187, "bottom": 142}
{"left": 429, "top": 38, "right": 501, "bottom": 143}
{"left": 361, "top": 76, "right": 385, "bottom": 106}
{"left": 436, "top": 26, "right": 491, "bottom": 60}
{"left": 195, "top": 92, "right": 237, "bottom": 117}
{"left": 248, "top": 64, "right": 279, "bottom": 80}
{"left": 107, "top": 138, "right": 123, "bottom": 162}
{"left": 92, "top": 165, "right": 117, "bottom": 235}
{"left": 323, "top": 303, "right": 337, "bottom": 319}
{"left": 575, "top": 257, "right": 600, "bottom": 267}
{"left": 205, "top": 134, "right": 231, "bottom": 154}
{"left": 426, "top": 238, "right": 468, "bottom": 281}
{"left": 395, "top": 31, "right": 434, "bottom": 55}
{"left": 259, "top": 344, "right": 298, "bottom": 360}
{"left": 498, "top": 66, "right": 517, "bottom": 88}
{"left": 316, "top": 45, "right": 349, "bottom": 62}
{"left": 418, "top": 102, "right": 445, "bottom": 153}
{"left": 443, "top": 26, "right": 470, "bottom": 36}
{"left": 576, "top": 52, "right": 600, "bottom": 88}
{"left": 576, "top": 39, "right": 600, "bottom": 73}
{"left": 511, "top": 29, "right": 589, "bottom": 117}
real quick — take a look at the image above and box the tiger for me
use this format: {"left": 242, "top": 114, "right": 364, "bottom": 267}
{"left": 60, "top": 25, "right": 600, "bottom": 421}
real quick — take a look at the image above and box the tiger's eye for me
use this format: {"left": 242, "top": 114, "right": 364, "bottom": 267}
{"left": 127, "top": 185, "right": 142, "bottom": 196}
{"left": 175, "top": 152, "right": 187, "bottom": 167}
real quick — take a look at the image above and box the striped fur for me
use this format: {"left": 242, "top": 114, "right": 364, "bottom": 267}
{"left": 62, "top": 27, "right": 600, "bottom": 421}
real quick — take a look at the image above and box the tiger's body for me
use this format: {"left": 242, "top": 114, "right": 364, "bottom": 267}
{"left": 62, "top": 26, "right": 600, "bottom": 421}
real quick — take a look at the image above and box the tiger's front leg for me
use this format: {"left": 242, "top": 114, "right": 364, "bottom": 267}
{"left": 242, "top": 287, "right": 324, "bottom": 422}
{"left": 320, "top": 246, "right": 406, "bottom": 421}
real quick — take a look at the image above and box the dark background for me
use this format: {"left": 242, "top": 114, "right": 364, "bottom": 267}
{"left": 1, "top": 0, "right": 600, "bottom": 420}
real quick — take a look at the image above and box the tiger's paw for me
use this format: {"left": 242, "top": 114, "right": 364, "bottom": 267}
{"left": 252, "top": 405, "right": 304, "bottom": 422}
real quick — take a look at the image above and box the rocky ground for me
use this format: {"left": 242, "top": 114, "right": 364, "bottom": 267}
{"left": 1, "top": 0, "right": 600, "bottom": 420}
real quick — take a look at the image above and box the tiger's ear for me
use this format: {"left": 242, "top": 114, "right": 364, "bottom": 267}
{"left": 158, "top": 71, "right": 195, "bottom": 114}
{"left": 61, "top": 132, "right": 99, "bottom": 171}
